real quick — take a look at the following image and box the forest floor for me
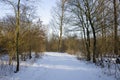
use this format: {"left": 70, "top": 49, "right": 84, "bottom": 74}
{"left": 0, "top": 52, "right": 115, "bottom": 80}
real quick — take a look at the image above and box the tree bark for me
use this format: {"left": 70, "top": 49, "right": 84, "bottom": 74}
{"left": 15, "top": 0, "right": 20, "bottom": 73}
{"left": 85, "top": 0, "right": 97, "bottom": 63}
{"left": 58, "top": 0, "right": 66, "bottom": 52}
{"left": 86, "top": 27, "right": 91, "bottom": 61}
{"left": 113, "top": 0, "right": 118, "bottom": 55}
{"left": 28, "top": 15, "right": 32, "bottom": 59}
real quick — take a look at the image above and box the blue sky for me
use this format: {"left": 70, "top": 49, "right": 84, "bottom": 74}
{"left": 37, "top": 0, "right": 56, "bottom": 24}
{"left": 0, "top": 0, "right": 57, "bottom": 24}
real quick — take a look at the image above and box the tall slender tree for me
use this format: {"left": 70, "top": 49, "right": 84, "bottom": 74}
{"left": 51, "top": 0, "right": 67, "bottom": 52}
{"left": 58, "top": 0, "right": 67, "bottom": 52}
{"left": 113, "top": 0, "right": 118, "bottom": 55}
{"left": 15, "top": 0, "right": 21, "bottom": 72}
{"left": 67, "top": 0, "right": 91, "bottom": 61}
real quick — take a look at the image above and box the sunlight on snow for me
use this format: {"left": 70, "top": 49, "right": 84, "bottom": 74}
{"left": 44, "top": 52, "right": 75, "bottom": 57}
{"left": 31, "top": 63, "right": 88, "bottom": 71}
{"left": 20, "top": 61, "right": 89, "bottom": 71}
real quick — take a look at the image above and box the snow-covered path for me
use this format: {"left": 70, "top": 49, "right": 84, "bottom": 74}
{"left": 9, "top": 52, "right": 114, "bottom": 80}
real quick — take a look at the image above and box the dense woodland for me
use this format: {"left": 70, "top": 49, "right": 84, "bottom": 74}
{"left": 0, "top": 0, "right": 120, "bottom": 79}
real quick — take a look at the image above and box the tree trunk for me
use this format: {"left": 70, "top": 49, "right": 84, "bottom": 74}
{"left": 58, "top": 0, "right": 66, "bottom": 52}
{"left": 83, "top": 27, "right": 91, "bottom": 61}
{"left": 86, "top": 27, "right": 91, "bottom": 61}
{"left": 58, "top": 23, "right": 63, "bottom": 52}
{"left": 85, "top": 0, "right": 97, "bottom": 63}
{"left": 113, "top": 0, "right": 118, "bottom": 55}
{"left": 28, "top": 16, "right": 32, "bottom": 59}
{"left": 15, "top": 0, "right": 20, "bottom": 73}
{"left": 91, "top": 23, "right": 97, "bottom": 63}
{"left": 29, "top": 45, "right": 32, "bottom": 59}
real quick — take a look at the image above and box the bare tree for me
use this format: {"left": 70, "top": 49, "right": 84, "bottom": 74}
{"left": 1, "top": 0, "right": 21, "bottom": 72}
{"left": 51, "top": 0, "right": 67, "bottom": 52}
{"left": 113, "top": 0, "right": 118, "bottom": 55}
{"left": 14, "top": 0, "right": 21, "bottom": 73}
{"left": 67, "top": 0, "right": 91, "bottom": 61}
{"left": 58, "top": 0, "right": 68, "bottom": 52}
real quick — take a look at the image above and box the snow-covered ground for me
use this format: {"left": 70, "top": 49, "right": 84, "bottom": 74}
{"left": 0, "top": 52, "right": 115, "bottom": 80}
